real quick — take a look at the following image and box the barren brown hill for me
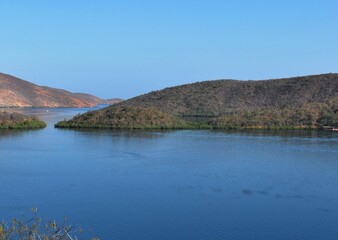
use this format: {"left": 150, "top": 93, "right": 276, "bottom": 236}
{"left": 0, "top": 72, "right": 104, "bottom": 107}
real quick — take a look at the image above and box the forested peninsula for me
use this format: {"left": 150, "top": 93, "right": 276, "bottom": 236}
{"left": 0, "top": 112, "right": 46, "bottom": 129}
{"left": 55, "top": 74, "right": 338, "bottom": 130}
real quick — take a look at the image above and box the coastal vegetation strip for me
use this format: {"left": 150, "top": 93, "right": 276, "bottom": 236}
{"left": 0, "top": 111, "right": 46, "bottom": 129}
{"left": 209, "top": 104, "right": 338, "bottom": 130}
{"left": 55, "top": 106, "right": 199, "bottom": 129}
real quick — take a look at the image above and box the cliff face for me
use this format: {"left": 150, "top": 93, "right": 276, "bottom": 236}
{"left": 0, "top": 72, "right": 104, "bottom": 107}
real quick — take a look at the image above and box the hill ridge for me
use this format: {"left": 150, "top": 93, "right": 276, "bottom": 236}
{"left": 118, "top": 73, "right": 338, "bottom": 116}
{"left": 0, "top": 72, "right": 120, "bottom": 107}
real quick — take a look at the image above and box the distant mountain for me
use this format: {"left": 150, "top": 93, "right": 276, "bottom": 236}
{"left": 56, "top": 73, "right": 338, "bottom": 129}
{"left": 0, "top": 72, "right": 119, "bottom": 108}
{"left": 104, "top": 98, "right": 124, "bottom": 105}
{"left": 119, "top": 73, "right": 338, "bottom": 116}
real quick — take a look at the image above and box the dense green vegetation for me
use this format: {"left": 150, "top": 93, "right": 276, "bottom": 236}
{"left": 0, "top": 112, "right": 46, "bottom": 129}
{"left": 210, "top": 101, "right": 338, "bottom": 129}
{"left": 55, "top": 101, "right": 338, "bottom": 130}
{"left": 55, "top": 74, "right": 338, "bottom": 130}
{"left": 55, "top": 106, "right": 203, "bottom": 129}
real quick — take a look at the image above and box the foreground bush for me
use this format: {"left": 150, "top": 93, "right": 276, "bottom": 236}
{"left": 0, "top": 210, "right": 98, "bottom": 240}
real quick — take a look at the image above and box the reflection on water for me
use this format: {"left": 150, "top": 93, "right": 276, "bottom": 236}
{"left": 0, "top": 129, "right": 35, "bottom": 138}
{"left": 58, "top": 128, "right": 173, "bottom": 139}
{"left": 0, "top": 108, "right": 338, "bottom": 240}
{"left": 216, "top": 128, "right": 338, "bottom": 139}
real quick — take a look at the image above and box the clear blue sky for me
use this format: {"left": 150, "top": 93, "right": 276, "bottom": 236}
{"left": 0, "top": 0, "right": 337, "bottom": 99}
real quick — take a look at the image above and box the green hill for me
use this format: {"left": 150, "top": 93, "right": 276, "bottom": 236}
{"left": 119, "top": 73, "right": 338, "bottom": 116}
{"left": 55, "top": 74, "right": 338, "bottom": 129}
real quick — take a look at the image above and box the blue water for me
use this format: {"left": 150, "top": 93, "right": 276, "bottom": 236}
{"left": 0, "top": 108, "right": 338, "bottom": 240}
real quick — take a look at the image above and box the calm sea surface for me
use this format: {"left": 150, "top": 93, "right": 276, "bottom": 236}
{"left": 1, "top": 107, "right": 338, "bottom": 240}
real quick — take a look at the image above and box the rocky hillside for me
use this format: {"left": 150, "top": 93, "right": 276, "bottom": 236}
{"left": 0, "top": 72, "right": 112, "bottom": 107}
{"left": 119, "top": 73, "right": 338, "bottom": 116}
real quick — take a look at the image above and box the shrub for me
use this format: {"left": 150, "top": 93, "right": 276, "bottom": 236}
{"left": 0, "top": 209, "right": 98, "bottom": 240}
{"left": 0, "top": 112, "right": 46, "bottom": 129}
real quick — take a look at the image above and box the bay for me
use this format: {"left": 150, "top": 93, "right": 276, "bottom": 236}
{"left": 0, "top": 107, "right": 338, "bottom": 239}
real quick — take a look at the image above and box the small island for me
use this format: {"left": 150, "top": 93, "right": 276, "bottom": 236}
{"left": 0, "top": 111, "right": 46, "bottom": 129}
